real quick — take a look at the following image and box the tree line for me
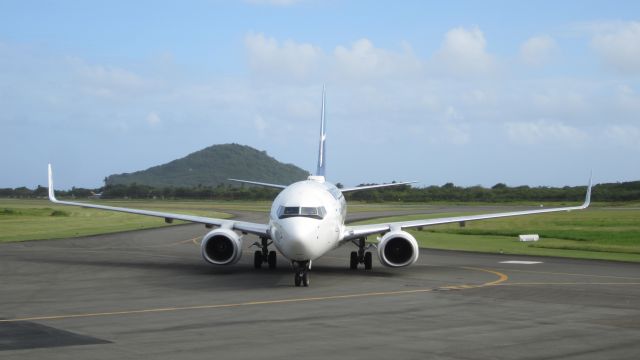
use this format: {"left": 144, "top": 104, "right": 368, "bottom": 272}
{"left": 2, "top": 180, "right": 639, "bottom": 202}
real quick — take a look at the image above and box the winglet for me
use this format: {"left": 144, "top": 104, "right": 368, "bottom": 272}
{"left": 582, "top": 172, "right": 593, "bottom": 209}
{"left": 316, "top": 85, "right": 327, "bottom": 177}
{"left": 47, "top": 164, "right": 58, "bottom": 202}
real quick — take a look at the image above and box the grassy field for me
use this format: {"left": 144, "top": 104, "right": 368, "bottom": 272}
{"left": 354, "top": 207, "right": 640, "bottom": 262}
{"left": 0, "top": 199, "right": 230, "bottom": 242}
{"left": 2, "top": 198, "right": 639, "bottom": 263}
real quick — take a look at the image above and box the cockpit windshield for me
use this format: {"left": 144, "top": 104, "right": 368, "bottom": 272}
{"left": 278, "top": 206, "right": 326, "bottom": 220}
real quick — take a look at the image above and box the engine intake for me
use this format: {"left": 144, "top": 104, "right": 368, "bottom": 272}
{"left": 377, "top": 230, "right": 419, "bottom": 267}
{"left": 201, "top": 228, "right": 243, "bottom": 265}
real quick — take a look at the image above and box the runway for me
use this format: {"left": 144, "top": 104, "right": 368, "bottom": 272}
{"left": 1, "top": 210, "right": 639, "bottom": 359}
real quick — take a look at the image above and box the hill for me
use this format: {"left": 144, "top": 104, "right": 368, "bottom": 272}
{"left": 104, "top": 144, "right": 310, "bottom": 188}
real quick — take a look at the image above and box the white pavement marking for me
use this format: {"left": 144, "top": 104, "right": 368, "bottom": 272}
{"left": 499, "top": 261, "right": 543, "bottom": 265}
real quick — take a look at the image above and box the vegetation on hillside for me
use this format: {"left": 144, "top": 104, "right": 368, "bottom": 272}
{"left": 104, "top": 143, "right": 309, "bottom": 188}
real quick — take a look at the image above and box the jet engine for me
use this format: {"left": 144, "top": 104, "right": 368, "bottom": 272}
{"left": 377, "top": 230, "right": 419, "bottom": 267}
{"left": 201, "top": 228, "right": 243, "bottom": 265}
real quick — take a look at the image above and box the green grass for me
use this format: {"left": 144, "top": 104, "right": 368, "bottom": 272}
{"left": 3, "top": 198, "right": 640, "bottom": 263}
{"left": 0, "top": 199, "right": 231, "bottom": 242}
{"left": 354, "top": 208, "right": 640, "bottom": 262}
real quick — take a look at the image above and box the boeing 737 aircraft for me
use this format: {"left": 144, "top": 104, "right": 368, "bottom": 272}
{"left": 47, "top": 88, "right": 592, "bottom": 287}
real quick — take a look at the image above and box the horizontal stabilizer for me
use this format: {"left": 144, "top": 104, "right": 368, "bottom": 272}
{"left": 228, "top": 179, "right": 287, "bottom": 189}
{"left": 341, "top": 181, "right": 416, "bottom": 193}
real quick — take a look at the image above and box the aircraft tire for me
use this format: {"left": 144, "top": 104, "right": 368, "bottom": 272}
{"left": 364, "top": 252, "right": 373, "bottom": 270}
{"left": 350, "top": 251, "right": 358, "bottom": 269}
{"left": 254, "top": 251, "right": 262, "bottom": 269}
{"left": 268, "top": 251, "right": 277, "bottom": 269}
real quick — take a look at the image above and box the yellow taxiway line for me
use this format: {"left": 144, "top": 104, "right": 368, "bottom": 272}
{"left": 0, "top": 267, "right": 508, "bottom": 323}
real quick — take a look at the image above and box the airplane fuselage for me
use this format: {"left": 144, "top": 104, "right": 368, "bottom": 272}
{"left": 269, "top": 176, "right": 346, "bottom": 262}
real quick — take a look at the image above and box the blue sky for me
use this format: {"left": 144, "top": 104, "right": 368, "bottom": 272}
{"left": 1, "top": 0, "right": 639, "bottom": 189}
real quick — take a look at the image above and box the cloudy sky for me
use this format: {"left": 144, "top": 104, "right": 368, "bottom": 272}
{"left": 1, "top": 0, "right": 639, "bottom": 189}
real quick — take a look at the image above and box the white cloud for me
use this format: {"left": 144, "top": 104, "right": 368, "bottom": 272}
{"left": 5, "top": 32, "right": 635, "bottom": 188}
{"left": 505, "top": 119, "right": 588, "bottom": 146}
{"left": 440, "top": 106, "right": 470, "bottom": 145}
{"left": 520, "top": 35, "right": 556, "bottom": 66}
{"left": 254, "top": 114, "right": 268, "bottom": 136}
{"left": 146, "top": 111, "right": 161, "bottom": 127}
{"left": 605, "top": 125, "right": 640, "bottom": 151}
{"left": 461, "top": 88, "right": 496, "bottom": 106}
{"left": 433, "top": 27, "right": 495, "bottom": 76}
{"left": 285, "top": 99, "right": 316, "bottom": 118}
{"left": 68, "top": 57, "right": 147, "bottom": 90}
{"left": 445, "top": 105, "right": 463, "bottom": 120}
{"left": 615, "top": 84, "right": 640, "bottom": 112}
{"left": 443, "top": 121, "right": 470, "bottom": 145}
{"left": 244, "top": 34, "right": 422, "bottom": 84}
{"left": 589, "top": 21, "right": 640, "bottom": 74}
{"left": 63, "top": 57, "right": 154, "bottom": 103}
{"left": 243, "top": 28, "right": 498, "bottom": 85}
{"left": 332, "top": 39, "right": 421, "bottom": 81}
{"left": 244, "top": 33, "right": 324, "bottom": 82}
{"left": 523, "top": 80, "right": 594, "bottom": 120}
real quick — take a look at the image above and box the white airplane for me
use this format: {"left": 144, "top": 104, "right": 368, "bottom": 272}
{"left": 47, "top": 88, "right": 592, "bottom": 287}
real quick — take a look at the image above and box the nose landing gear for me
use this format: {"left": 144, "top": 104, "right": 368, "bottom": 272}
{"left": 293, "top": 260, "right": 310, "bottom": 287}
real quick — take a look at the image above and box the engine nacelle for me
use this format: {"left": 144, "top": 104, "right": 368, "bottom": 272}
{"left": 201, "top": 228, "right": 243, "bottom": 265}
{"left": 377, "top": 230, "right": 419, "bottom": 267}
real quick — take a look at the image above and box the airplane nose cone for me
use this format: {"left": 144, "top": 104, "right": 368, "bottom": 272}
{"left": 280, "top": 220, "right": 318, "bottom": 259}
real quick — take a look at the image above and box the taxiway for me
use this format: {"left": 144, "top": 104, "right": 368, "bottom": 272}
{"left": 1, "top": 210, "right": 639, "bottom": 359}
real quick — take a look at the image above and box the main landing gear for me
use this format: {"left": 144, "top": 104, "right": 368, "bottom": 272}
{"left": 253, "top": 238, "right": 277, "bottom": 269}
{"left": 293, "top": 260, "right": 311, "bottom": 287}
{"left": 350, "top": 238, "right": 373, "bottom": 270}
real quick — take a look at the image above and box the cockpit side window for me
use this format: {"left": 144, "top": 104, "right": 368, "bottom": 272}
{"left": 328, "top": 187, "right": 343, "bottom": 200}
{"left": 278, "top": 206, "right": 326, "bottom": 220}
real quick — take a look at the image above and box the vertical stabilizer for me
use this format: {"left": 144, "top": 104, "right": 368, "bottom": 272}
{"left": 48, "top": 164, "right": 58, "bottom": 202}
{"left": 316, "top": 85, "right": 327, "bottom": 177}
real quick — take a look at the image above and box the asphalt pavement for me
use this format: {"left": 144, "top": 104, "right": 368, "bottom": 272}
{"left": 1, "top": 209, "right": 639, "bottom": 359}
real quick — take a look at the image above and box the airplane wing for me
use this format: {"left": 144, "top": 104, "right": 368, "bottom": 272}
{"left": 48, "top": 165, "right": 270, "bottom": 238}
{"left": 342, "top": 176, "right": 592, "bottom": 241}
{"left": 340, "top": 181, "right": 417, "bottom": 193}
